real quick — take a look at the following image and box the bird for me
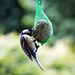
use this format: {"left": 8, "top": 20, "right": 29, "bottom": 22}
{"left": 20, "top": 29, "right": 44, "bottom": 71}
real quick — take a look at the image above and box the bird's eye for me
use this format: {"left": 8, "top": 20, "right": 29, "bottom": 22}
{"left": 21, "top": 32, "right": 24, "bottom": 35}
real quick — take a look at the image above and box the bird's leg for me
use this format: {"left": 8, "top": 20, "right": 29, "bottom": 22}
{"left": 33, "top": 38, "right": 36, "bottom": 42}
{"left": 36, "top": 42, "right": 40, "bottom": 48}
{"left": 33, "top": 38, "right": 40, "bottom": 48}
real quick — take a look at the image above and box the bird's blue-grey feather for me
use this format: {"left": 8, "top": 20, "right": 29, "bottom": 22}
{"left": 20, "top": 35, "right": 33, "bottom": 60}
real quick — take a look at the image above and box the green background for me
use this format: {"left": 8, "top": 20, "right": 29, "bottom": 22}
{"left": 0, "top": 0, "right": 75, "bottom": 75}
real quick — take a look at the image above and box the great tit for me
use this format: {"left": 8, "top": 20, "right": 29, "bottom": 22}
{"left": 20, "top": 29, "right": 44, "bottom": 71}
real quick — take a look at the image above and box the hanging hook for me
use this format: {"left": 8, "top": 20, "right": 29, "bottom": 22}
{"left": 37, "top": 0, "right": 42, "bottom": 5}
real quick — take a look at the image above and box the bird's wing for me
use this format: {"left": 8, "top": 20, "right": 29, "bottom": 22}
{"left": 20, "top": 35, "right": 33, "bottom": 60}
{"left": 30, "top": 48, "right": 44, "bottom": 71}
{"left": 20, "top": 35, "right": 44, "bottom": 71}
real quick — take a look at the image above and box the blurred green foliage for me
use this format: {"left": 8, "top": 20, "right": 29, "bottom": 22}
{"left": 0, "top": 0, "right": 75, "bottom": 74}
{"left": 0, "top": 0, "right": 75, "bottom": 36}
{"left": 0, "top": 0, "right": 24, "bottom": 34}
{"left": 0, "top": 33, "right": 75, "bottom": 75}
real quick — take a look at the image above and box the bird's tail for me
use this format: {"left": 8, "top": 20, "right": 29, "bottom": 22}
{"left": 34, "top": 57, "right": 44, "bottom": 71}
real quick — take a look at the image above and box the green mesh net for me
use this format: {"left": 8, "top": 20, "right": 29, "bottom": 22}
{"left": 33, "top": 0, "right": 53, "bottom": 45}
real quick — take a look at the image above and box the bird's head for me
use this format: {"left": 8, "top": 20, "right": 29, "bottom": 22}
{"left": 21, "top": 29, "right": 32, "bottom": 36}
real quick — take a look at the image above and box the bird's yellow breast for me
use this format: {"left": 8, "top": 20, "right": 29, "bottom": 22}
{"left": 23, "top": 35, "right": 35, "bottom": 51}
